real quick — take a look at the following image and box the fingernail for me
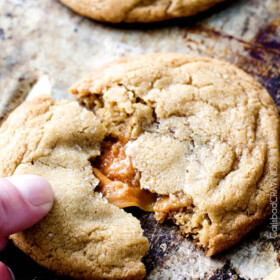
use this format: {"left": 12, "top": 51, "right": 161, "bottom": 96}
{"left": 6, "top": 175, "right": 54, "bottom": 212}
{"left": 7, "top": 267, "right": 15, "bottom": 280}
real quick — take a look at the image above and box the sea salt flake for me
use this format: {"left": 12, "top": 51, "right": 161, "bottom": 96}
{"left": 75, "top": 145, "right": 82, "bottom": 151}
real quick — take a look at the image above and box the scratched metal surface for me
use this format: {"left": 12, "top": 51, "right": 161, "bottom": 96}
{"left": 0, "top": 0, "right": 280, "bottom": 279}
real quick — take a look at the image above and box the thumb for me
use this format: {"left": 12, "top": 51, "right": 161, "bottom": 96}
{"left": 0, "top": 262, "right": 14, "bottom": 280}
{"left": 0, "top": 175, "right": 54, "bottom": 237}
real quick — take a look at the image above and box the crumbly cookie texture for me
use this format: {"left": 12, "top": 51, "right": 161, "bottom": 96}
{"left": 71, "top": 53, "right": 280, "bottom": 256}
{"left": 0, "top": 96, "right": 149, "bottom": 280}
{"left": 58, "top": 0, "right": 225, "bottom": 23}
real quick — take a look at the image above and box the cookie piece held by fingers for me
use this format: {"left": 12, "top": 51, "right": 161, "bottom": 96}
{"left": 71, "top": 53, "right": 280, "bottom": 256}
{"left": 0, "top": 96, "right": 149, "bottom": 280}
{"left": 58, "top": 0, "right": 225, "bottom": 23}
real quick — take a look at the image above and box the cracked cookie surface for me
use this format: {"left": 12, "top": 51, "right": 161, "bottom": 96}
{"left": 0, "top": 96, "right": 149, "bottom": 280}
{"left": 58, "top": 0, "right": 225, "bottom": 23}
{"left": 71, "top": 53, "right": 280, "bottom": 256}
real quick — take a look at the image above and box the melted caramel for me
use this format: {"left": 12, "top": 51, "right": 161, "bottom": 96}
{"left": 93, "top": 140, "right": 191, "bottom": 216}
{"left": 93, "top": 140, "right": 157, "bottom": 212}
{"left": 154, "top": 194, "right": 192, "bottom": 222}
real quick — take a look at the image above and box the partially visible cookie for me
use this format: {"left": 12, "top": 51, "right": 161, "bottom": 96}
{"left": 58, "top": 0, "right": 225, "bottom": 23}
{"left": 264, "top": 268, "right": 280, "bottom": 280}
{"left": 0, "top": 96, "right": 149, "bottom": 280}
{"left": 71, "top": 53, "right": 280, "bottom": 256}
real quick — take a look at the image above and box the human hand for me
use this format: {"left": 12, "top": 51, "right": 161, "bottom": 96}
{"left": 0, "top": 175, "right": 54, "bottom": 280}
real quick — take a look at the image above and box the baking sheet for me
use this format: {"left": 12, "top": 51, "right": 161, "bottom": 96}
{"left": 0, "top": 0, "right": 280, "bottom": 279}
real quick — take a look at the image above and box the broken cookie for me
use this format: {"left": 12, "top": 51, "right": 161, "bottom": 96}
{"left": 1, "top": 54, "right": 279, "bottom": 280}
{"left": 71, "top": 53, "right": 280, "bottom": 256}
{"left": 0, "top": 96, "right": 148, "bottom": 280}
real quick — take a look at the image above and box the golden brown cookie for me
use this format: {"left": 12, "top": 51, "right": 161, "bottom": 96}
{"left": 0, "top": 96, "right": 149, "bottom": 280}
{"left": 71, "top": 53, "right": 280, "bottom": 256}
{"left": 264, "top": 268, "right": 280, "bottom": 280}
{"left": 58, "top": 0, "right": 225, "bottom": 23}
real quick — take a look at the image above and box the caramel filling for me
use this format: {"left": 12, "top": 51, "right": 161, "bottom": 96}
{"left": 154, "top": 194, "right": 193, "bottom": 222}
{"left": 93, "top": 140, "right": 157, "bottom": 212}
{"left": 93, "top": 140, "right": 190, "bottom": 216}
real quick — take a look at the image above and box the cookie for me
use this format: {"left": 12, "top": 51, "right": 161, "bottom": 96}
{"left": 264, "top": 268, "right": 280, "bottom": 280}
{"left": 58, "top": 0, "right": 225, "bottom": 23}
{"left": 71, "top": 53, "right": 280, "bottom": 256}
{"left": 0, "top": 96, "right": 149, "bottom": 280}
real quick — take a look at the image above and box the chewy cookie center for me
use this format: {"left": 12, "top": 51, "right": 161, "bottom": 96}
{"left": 92, "top": 139, "right": 157, "bottom": 212}
{"left": 92, "top": 138, "right": 191, "bottom": 216}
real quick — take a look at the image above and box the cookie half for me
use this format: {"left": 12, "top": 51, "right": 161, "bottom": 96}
{"left": 58, "top": 0, "right": 225, "bottom": 23}
{"left": 71, "top": 53, "right": 280, "bottom": 256}
{"left": 0, "top": 96, "right": 149, "bottom": 280}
